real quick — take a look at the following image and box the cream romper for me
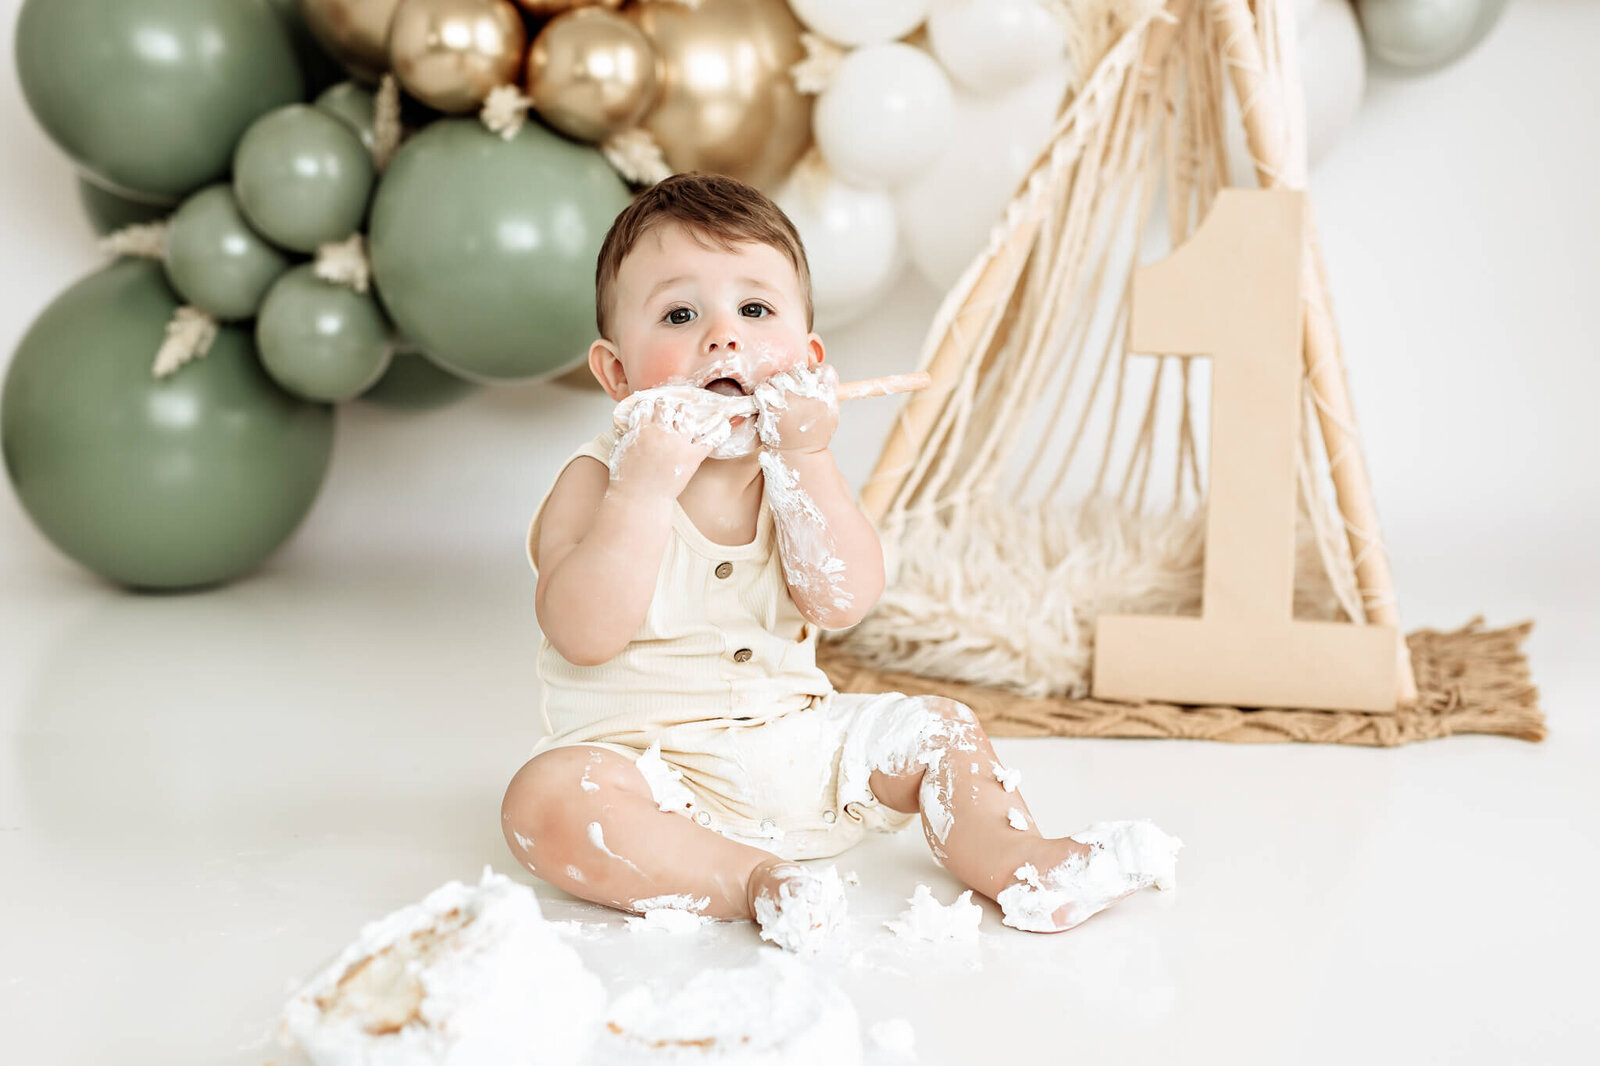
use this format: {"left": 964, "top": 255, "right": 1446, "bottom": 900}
{"left": 526, "top": 426, "right": 922, "bottom": 861}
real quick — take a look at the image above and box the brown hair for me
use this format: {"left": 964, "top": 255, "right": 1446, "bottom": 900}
{"left": 593, "top": 173, "right": 813, "bottom": 338}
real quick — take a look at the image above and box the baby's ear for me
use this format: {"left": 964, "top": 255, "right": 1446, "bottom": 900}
{"left": 588, "top": 339, "right": 630, "bottom": 401}
{"left": 805, "top": 333, "right": 826, "bottom": 368}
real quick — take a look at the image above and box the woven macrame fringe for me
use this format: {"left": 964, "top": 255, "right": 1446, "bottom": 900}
{"left": 817, "top": 618, "right": 1544, "bottom": 747}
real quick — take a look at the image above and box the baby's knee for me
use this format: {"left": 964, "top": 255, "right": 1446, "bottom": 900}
{"left": 921, "top": 696, "right": 978, "bottom": 728}
{"left": 501, "top": 747, "right": 639, "bottom": 863}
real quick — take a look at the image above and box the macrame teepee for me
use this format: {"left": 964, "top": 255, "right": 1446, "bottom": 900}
{"left": 817, "top": 0, "right": 1543, "bottom": 745}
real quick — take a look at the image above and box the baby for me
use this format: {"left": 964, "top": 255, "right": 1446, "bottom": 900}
{"left": 500, "top": 173, "right": 1179, "bottom": 950}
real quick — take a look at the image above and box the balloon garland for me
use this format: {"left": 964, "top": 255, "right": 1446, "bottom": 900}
{"left": 2, "top": 0, "right": 1510, "bottom": 590}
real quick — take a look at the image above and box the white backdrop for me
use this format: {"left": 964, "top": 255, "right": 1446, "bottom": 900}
{"left": 2, "top": 0, "right": 1596, "bottom": 632}
{"left": 3, "top": 7, "right": 1598, "bottom": 1063}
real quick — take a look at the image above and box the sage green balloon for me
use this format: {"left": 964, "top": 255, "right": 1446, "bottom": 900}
{"left": 2, "top": 260, "right": 335, "bottom": 590}
{"left": 256, "top": 265, "right": 394, "bottom": 402}
{"left": 15, "top": 0, "right": 303, "bottom": 201}
{"left": 315, "top": 82, "right": 380, "bottom": 153}
{"left": 163, "top": 185, "right": 293, "bottom": 321}
{"left": 1357, "top": 0, "right": 1507, "bottom": 75}
{"left": 234, "top": 105, "right": 375, "bottom": 253}
{"left": 368, "top": 119, "right": 632, "bottom": 382}
{"left": 75, "top": 176, "right": 172, "bottom": 237}
{"left": 360, "top": 348, "right": 481, "bottom": 409}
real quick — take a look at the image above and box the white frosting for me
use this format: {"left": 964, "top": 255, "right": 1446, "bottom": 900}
{"left": 757, "top": 450, "right": 853, "bottom": 619}
{"left": 838, "top": 697, "right": 979, "bottom": 847}
{"left": 596, "top": 954, "right": 862, "bottom": 1066}
{"left": 624, "top": 908, "right": 708, "bottom": 934}
{"left": 1007, "top": 808, "right": 1029, "bottom": 831}
{"left": 751, "top": 364, "right": 838, "bottom": 451}
{"left": 280, "top": 868, "right": 604, "bottom": 1066}
{"left": 625, "top": 894, "right": 711, "bottom": 933}
{"left": 634, "top": 743, "right": 695, "bottom": 814}
{"left": 751, "top": 865, "right": 848, "bottom": 954}
{"left": 867, "top": 1018, "right": 917, "bottom": 1059}
{"left": 612, "top": 385, "right": 757, "bottom": 462}
{"left": 632, "top": 893, "right": 710, "bottom": 912}
{"left": 996, "top": 820, "right": 1183, "bottom": 933}
{"left": 587, "top": 822, "right": 643, "bottom": 876}
{"left": 992, "top": 762, "right": 1022, "bottom": 792}
{"left": 883, "top": 884, "right": 983, "bottom": 943}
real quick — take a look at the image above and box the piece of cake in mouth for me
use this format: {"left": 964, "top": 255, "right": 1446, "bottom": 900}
{"left": 280, "top": 867, "right": 604, "bottom": 1066}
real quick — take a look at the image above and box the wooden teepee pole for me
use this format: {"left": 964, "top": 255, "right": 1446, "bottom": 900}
{"left": 1208, "top": 0, "right": 1417, "bottom": 700}
{"left": 859, "top": 0, "right": 1192, "bottom": 527}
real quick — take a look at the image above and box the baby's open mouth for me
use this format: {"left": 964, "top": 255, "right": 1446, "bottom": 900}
{"left": 703, "top": 377, "right": 745, "bottom": 397}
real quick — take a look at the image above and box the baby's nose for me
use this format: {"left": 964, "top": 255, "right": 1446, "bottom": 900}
{"left": 704, "top": 331, "right": 740, "bottom": 353}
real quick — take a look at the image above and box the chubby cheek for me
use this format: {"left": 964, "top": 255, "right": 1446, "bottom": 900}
{"left": 626, "top": 338, "right": 699, "bottom": 389}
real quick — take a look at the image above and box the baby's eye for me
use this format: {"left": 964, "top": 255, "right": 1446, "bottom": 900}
{"left": 740, "top": 302, "right": 771, "bottom": 318}
{"left": 664, "top": 307, "right": 696, "bottom": 325}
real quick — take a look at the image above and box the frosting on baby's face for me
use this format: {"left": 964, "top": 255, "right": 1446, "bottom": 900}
{"left": 589, "top": 223, "right": 826, "bottom": 406}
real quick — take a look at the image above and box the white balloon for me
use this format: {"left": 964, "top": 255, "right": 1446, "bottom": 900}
{"left": 788, "top": 0, "right": 930, "bottom": 47}
{"left": 813, "top": 43, "right": 955, "bottom": 190}
{"left": 926, "top": 0, "right": 1070, "bottom": 96}
{"left": 1300, "top": 0, "right": 1365, "bottom": 166}
{"left": 895, "top": 62, "right": 1071, "bottom": 291}
{"left": 775, "top": 171, "right": 904, "bottom": 332}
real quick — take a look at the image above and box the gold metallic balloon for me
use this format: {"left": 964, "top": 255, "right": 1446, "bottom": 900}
{"left": 299, "top": 0, "right": 405, "bottom": 82}
{"left": 513, "top": 0, "right": 622, "bottom": 15}
{"left": 525, "top": 8, "right": 660, "bottom": 143}
{"left": 388, "top": 0, "right": 527, "bottom": 113}
{"left": 626, "top": 0, "right": 813, "bottom": 191}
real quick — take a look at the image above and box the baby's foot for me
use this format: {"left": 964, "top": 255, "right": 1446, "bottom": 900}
{"left": 997, "top": 820, "right": 1183, "bottom": 933}
{"left": 747, "top": 859, "right": 847, "bottom": 954}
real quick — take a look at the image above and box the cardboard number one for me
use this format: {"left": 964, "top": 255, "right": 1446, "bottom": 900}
{"left": 1092, "top": 189, "right": 1400, "bottom": 713}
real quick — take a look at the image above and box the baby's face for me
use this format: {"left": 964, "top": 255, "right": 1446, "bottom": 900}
{"left": 594, "top": 223, "right": 821, "bottom": 401}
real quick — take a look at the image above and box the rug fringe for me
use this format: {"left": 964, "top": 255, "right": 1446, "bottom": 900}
{"left": 817, "top": 618, "right": 1545, "bottom": 746}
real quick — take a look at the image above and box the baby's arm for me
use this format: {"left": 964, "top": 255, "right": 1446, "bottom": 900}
{"left": 763, "top": 449, "right": 886, "bottom": 629}
{"left": 755, "top": 366, "right": 886, "bottom": 630}
{"left": 535, "top": 403, "right": 714, "bottom": 665}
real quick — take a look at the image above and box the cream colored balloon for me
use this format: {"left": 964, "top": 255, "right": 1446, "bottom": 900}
{"left": 626, "top": 0, "right": 812, "bottom": 191}
{"left": 300, "top": 0, "right": 405, "bottom": 82}
{"left": 389, "top": 0, "right": 527, "bottom": 113}
{"left": 526, "top": 8, "right": 660, "bottom": 143}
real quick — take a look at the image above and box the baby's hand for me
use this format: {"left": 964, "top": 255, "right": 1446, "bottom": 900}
{"left": 753, "top": 364, "right": 839, "bottom": 454}
{"left": 608, "top": 391, "right": 726, "bottom": 500}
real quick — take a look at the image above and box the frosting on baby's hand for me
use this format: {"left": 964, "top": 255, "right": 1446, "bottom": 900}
{"left": 753, "top": 364, "right": 839, "bottom": 453}
{"left": 612, "top": 385, "right": 758, "bottom": 460}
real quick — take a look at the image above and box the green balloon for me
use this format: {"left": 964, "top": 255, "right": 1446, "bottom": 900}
{"left": 1358, "top": 0, "right": 1507, "bottom": 75}
{"left": 163, "top": 185, "right": 292, "bottom": 321}
{"left": 315, "top": 82, "right": 379, "bottom": 154}
{"left": 256, "top": 265, "right": 394, "bottom": 402}
{"left": 2, "top": 260, "right": 335, "bottom": 590}
{"left": 368, "top": 119, "right": 631, "bottom": 382}
{"left": 75, "top": 176, "right": 172, "bottom": 237}
{"left": 15, "top": 0, "right": 303, "bottom": 201}
{"left": 234, "top": 105, "right": 375, "bottom": 254}
{"left": 360, "top": 349, "right": 481, "bottom": 410}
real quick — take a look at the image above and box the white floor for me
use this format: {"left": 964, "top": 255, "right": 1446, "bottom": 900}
{"left": 4, "top": 3, "right": 1600, "bottom": 1064}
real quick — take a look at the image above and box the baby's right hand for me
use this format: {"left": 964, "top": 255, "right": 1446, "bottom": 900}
{"left": 608, "top": 392, "right": 724, "bottom": 500}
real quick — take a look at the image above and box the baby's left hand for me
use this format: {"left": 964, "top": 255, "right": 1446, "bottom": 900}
{"left": 753, "top": 363, "right": 839, "bottom": 454}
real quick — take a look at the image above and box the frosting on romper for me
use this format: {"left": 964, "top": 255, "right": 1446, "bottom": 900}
{"left": 526, "top": 425, "right": 922, "bottom": 860}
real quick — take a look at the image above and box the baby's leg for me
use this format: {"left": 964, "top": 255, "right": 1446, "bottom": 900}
{"left": 501, "top": 745, "right": 798, "bottom": 922}
{"left": 866, "top": 697, "right": 1163, "bottom": 931}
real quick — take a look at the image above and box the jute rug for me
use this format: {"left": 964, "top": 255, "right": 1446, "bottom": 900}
{"left": 818, "top": 619, "right": 1544, "bottom": 747}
